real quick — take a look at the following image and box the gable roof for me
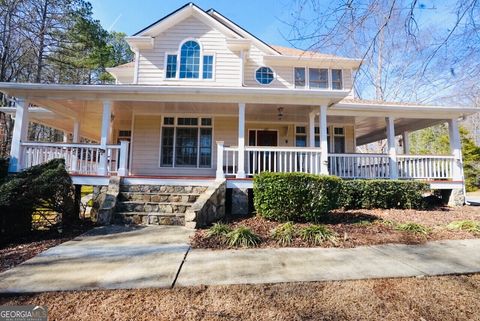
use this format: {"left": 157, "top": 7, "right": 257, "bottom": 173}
{"left": 133, "top": 3, "right": 240, "bottom": 40}
{"left": 132, "top": 2, "right": 280, "bottom": 55}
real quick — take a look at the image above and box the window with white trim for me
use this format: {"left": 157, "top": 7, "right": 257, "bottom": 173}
{"left": 294, "top": 67, "right": 306, "bottom": 88}
{"left": 203, "top": 55, "right": 214, "bottom": 79}
{"left": 309, "top": 68, "right": 328, "bottom": 88}
{"left": 160, "top": 117, "right": 212, "bottom": 168}
{"left": 331, "top": 69, "right": 343, "bottom": 89}
{"left": 166, "top": 55, "right": 177, "bottom": 78}
{"left": 255, "top": 66, "right": 274, "bottom": 85}
{"left": 295, "top": 126, "right": 307, "bottom": 147}
{"left": 164, "top": 40, "right": 215, "bottom": 80}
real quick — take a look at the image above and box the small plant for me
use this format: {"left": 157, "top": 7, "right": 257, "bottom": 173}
{"left": 226, "top": 226, "right": 261, "bottom": 247}
{"left": 271, "top": 222, "right": 296, "bottom": 246}
{"left": 396, "top": 222, "right": 430, "bottom": 235}
{"left": 447, "top": 220, "right": 480, "bottom": 233}
{"left": 206, "top": 223, "right": 232, "bottom": 238}
{"left": 299, "top": 225, "right": 336, "bottom": 245}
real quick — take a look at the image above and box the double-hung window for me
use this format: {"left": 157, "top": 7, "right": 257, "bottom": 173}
{"left": 295, "top": 126, "right": 307, "bottom": 147}
{"left": 294, "top": 67, "right": 306, "bottom": 88}
{"left": 166, "top": 55, "right": 177, "bottom": 78}
{"left": 309, "top": 68, "right": 329, "bottom": 88}
{"left": 331, "top": 69, "right": 343, "bottom": 89}
{"left": 161, "top": 117, "right": 213, "bottom": 168}
{"left": 202, "top": 55, "right": 214, "bottom": 79}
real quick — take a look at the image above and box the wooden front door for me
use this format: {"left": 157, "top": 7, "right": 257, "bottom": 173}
{"left": 257, "top": 130, "right": 278, "bottom": 146}
{"left": 248, "top": 130, "right": 278, "bottom": 174}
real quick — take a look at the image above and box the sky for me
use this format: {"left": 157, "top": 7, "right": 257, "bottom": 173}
{"left": 88, "top": 0, "right": 294, "bottom": 46}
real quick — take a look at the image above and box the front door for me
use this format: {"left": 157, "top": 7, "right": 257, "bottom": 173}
{"left": 256, "top": 130, "right": 278, "bottom": 147}
{"left": 248, "top": 130, "right": 278, "bottom": 174}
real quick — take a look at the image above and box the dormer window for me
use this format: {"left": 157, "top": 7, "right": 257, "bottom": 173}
{"left": 165, "top": 39, "right": 215, "bottom": 80}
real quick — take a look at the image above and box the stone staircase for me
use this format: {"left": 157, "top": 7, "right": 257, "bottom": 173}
{"left": 114, "top": 184, "right": 208, "bottom": 226}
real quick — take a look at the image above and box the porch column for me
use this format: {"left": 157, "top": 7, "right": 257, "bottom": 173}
{"left": 447, "top": 118, "right": 463, "bottom": 181}
{"left": 319, "top": 105, "right": 329, "bottom": 174}
{"left": 216, "top": 141, "right": 225, "bottom": 180}
{"left": 236, "top": 102, "right": 246, "bottom": 178}
{"left": 8, "top": 97, "right": 29, "bottom": 172}
{"left": 98, "top": 100, "right": 111, "bottom": 175}
{"left": 308, "top": 111, "right": 315, "bottom": 147}
{"left": 386, "top": 117, "right": 398, "bottom": 179}
{"left": 71, "top": 120, "right": 80, "bottom": 172}
{"left": 72, "top": 120, "right": 80, "bottom": 143}
{"left": 402, "top": 131, "right": 410, "bottom": 154}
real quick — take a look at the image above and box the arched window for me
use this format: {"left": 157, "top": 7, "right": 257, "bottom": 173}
{"left": 179, "top": 40, "right": 200, "bottom": 79}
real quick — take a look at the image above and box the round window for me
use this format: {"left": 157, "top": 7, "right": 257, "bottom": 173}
{"left": 255, "top": 67, "right": 274, "bottom": 85}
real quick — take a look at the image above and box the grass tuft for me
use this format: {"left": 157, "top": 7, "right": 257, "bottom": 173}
{"left": 271, "top": 222, "right": 296, "bottom": 246}
{"left": 447, "top": 220, "right": 480, "bottom": 233}
{"left": 299, "top": 225, "right": 336, "bottom": 245}
{"left": 226, "top": 226, "right": 261, "bottom": 247}
{"left": 396, "top": 222, "right": 430, "bottom": 235}
{"left": 206, "top": 223, "right": 232, "bottom": 238}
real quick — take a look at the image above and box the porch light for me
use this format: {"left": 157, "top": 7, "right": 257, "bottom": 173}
{"left": 277, "top": 107, "right": 284, "bottom": 120}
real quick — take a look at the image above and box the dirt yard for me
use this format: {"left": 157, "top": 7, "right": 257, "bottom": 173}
{"left": 0, "top": 274, "right": 479, "bottom": 321}
{"left": 192, "top": 207, "right": 480, "bottom": 249}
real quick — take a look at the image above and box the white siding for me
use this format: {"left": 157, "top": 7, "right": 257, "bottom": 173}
{"left": 137, "top": 16, "right": 241, "bottom": 86}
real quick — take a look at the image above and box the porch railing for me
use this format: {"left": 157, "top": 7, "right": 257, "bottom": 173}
{"left": 217, "top": 142, "right": 456, "bottom": 181}
{"left": 21, "top": 141, "right": 129, "bottom": 176}
{"left": 220, "top": 145, "right": 322, "bottom": 177}
{"left": 328, "top": 153, "right": 390, "bottom": 179}
{"left": 397, "top": 155, "right": 454, "bottom": 179}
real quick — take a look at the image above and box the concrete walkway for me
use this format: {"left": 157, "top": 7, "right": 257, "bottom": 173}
{"left": 177, "top": 239, "right": 480, "bottom": 286}
{"left": 0, "top": 227, "right": 479, "bottom": 293}
{"left": 0, "top": 225, "right": 192, "bottom": 293}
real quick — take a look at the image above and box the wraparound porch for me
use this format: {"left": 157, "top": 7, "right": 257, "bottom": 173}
{"left": 1, "top": 84, "right": 472, "bottom": 191}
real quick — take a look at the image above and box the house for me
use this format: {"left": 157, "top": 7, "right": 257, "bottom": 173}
{"left": 0, "top": 3, "right": 477, "bottom": 227}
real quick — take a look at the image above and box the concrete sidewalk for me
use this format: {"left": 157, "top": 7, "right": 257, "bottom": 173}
{"left": 0, "top": 227, "right": 479, "bottom": 293}
{"left": 176, "top": 239, "right": 480, "bottom": 286}
{"left": 0, "top": 225, "right": 193, "bottom": 293}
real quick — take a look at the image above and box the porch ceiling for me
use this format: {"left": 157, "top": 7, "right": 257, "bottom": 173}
{"left": 355, "top": 117, "right": 447, "bottom": 146}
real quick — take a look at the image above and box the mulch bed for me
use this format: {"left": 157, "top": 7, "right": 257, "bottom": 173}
{"left": 191, "top": 207, "right": 480, "bottom": 249}
{"left": 0, "top": 223, "right": 93, "bottom": 273}
{"left": 1, "top": 274, "right": 479, "bottom": 321}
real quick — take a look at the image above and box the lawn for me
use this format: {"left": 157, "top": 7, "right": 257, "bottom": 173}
{"left": 0, "top": 275, "right": 479, "bottom": 321}
{"left": 193, "top": 207, "right": 480, "bottom": 249}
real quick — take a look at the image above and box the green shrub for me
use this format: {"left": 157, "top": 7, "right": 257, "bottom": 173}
{"left": 342, "top": 180, "right": 428, "bottom": 210}
{"left": 271, "top": 222, "right": 296, "bottom": 246}
{"left": 447, "top": 220, "right": 480, "bottom": 233}
{"left": 254, "top": 172, "right": 343, "bottom": 222}
{"left": 396, "top": 222, "right": 430, "bottom": 235}
{"left": 299, "top": 225, "right": 336, "bottom": 245}
{"left": 0, "top": 159, "right": 75, "bottom": 240}
{"left": 226, "top": 226, "right": 261, "bottom": 247}
{"left": 206, "top": 222, "right": 232, "bottom": 237}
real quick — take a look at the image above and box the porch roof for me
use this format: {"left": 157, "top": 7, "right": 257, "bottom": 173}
{"left": 0, "top": 82, "right": 348, "bottom": 106}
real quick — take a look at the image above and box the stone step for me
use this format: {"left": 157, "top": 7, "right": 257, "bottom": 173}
{"left": 114, "top": 212, "right": 185, "bottom": 226}
{"left": 118, "top": 192, "right": 200, "bottom": 203}
{"left": 116, "top": 201, "right": 192, "bottom": 214}
{"left": 120, "top": 185, "right": 207, "bottom": 194}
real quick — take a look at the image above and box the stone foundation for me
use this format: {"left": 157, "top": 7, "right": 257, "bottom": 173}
{"left": 185, "top": 180, "right": 226, "bottom": 229}
{"left": 231, "top": 188, "right": 249, "bottom": 216}
{"left": 447, "top": 188, "right": 465, "bottom": 207}
{"left": 90, "top": 176, "right": 120, "bottom": 225}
